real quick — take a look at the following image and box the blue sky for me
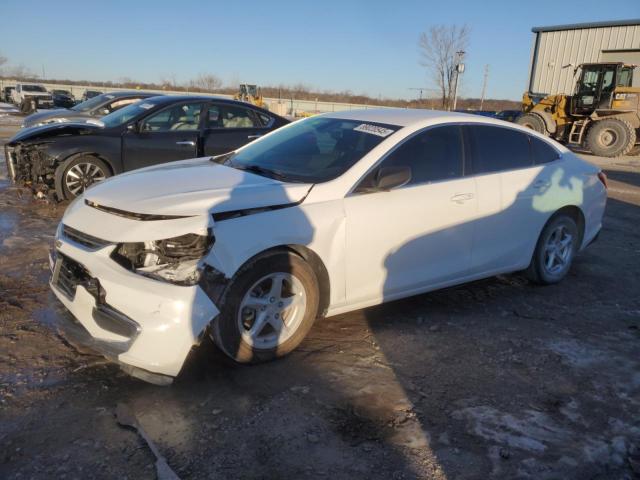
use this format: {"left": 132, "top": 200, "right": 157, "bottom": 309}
{"left": 1, "top": 0, "right": 638, "bottom": 100}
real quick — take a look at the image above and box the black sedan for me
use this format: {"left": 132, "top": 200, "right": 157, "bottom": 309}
{"left": 21, "top": 91, "right": 159, "bottom": 128}
{"left": 51, "top": 89, "right": 76, "bottom": 109}
{"left": 5, "top": 96, "right": 289, "bottom": 200}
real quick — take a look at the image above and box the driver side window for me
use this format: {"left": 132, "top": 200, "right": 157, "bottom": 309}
{"left": 142, "top": 103, "right": 204, "bottom": 132}
{"left": 355, "top": 125, "right": 464, "bottom": 193}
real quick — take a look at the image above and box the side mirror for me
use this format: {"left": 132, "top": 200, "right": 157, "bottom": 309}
{"left": 126, "top": 122, "right": 139, "bottom": 133}
{"left": 376, "top": 166, "right": 412, "bottom": 191}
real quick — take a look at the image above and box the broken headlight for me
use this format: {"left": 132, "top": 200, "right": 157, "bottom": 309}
{"left": 111, "top": 232, "right": 213, "bottom": 286}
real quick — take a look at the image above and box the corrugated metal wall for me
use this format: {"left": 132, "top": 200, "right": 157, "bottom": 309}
{"left": 529, "top": 24, "right": 640, "bottom": 94}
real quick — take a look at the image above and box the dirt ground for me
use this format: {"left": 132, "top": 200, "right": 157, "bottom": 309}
{"left": 0, "top": 117, "right": 639, "bottom": 480}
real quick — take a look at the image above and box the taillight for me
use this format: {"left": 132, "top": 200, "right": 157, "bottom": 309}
{"left": 597, "top": 171, "right": 608, "bottom": 189}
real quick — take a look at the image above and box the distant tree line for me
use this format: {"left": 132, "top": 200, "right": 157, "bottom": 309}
{"left": 0, "top": 51, "right": 520, "bottom": 111}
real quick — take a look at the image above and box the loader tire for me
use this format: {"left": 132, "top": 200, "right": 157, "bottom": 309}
{"left": 586, "top": 118, "right": 636, "bottom": 158}
{"left": 516, "top": 113, "right": 547, "bottom": 135}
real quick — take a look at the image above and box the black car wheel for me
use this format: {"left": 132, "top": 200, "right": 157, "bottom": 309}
{"left": 57, "top": 155, "right": 111, "bottom": 200}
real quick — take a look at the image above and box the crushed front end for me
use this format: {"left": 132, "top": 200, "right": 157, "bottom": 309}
{"left": 4, "top": 142, "right": 58, "bottom": 197}
{"left": 49, "top": 202, "right": 221, "bottom": 385}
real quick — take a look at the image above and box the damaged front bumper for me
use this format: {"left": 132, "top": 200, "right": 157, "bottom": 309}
{"left": 50, "top": 228, "right": 220, "bottom": 384}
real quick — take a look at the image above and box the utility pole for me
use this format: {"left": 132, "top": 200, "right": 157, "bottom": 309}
{"left": 479, "top": 64, "right": 489, "bottom": 111}
{"left": 41, "top": 64, "right": 45, "bottom": 80}
{"left": 408, "top": 88, "right": 425, "bottom": 101}
{"left": 451, "top": 50, "right": 465, "bottom": 111}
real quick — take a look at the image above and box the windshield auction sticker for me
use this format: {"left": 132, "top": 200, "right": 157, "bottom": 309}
{"left": 139, "top": 103, "right": 154, "bottom": 110}
{"left": 354, "top": 124, "right": 394, "bottom": 137}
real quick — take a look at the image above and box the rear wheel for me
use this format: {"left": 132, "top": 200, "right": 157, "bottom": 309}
{"left": 211, "top": 251, "right": 319, "bottom": 363}
{"left": 586, "top": 118, "right": 636, "bottom": 157}
{"left": 516, "top": 113, "right": 547, "bottom": 135}
{"left": 526, "top": 214, "right": 579, "bottom": 285}
{"left": 58, "top": 155, "right": 110, "bottom": 200}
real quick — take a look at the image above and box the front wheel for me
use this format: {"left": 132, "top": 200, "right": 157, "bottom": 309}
{"left": 526, "top": 214, "right": 579, "bottom": 285}
{"left": 211, "top": 251, "right": 319, "bottom": 363}
{"left": 57, "top": 155, "right": 111, "bottom": 200}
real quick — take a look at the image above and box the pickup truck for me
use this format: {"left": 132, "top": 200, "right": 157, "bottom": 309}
{"left": 11, "top": 84, "right": 54, "bottom": 110}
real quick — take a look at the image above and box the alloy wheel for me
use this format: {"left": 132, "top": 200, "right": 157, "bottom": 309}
{"left": 65, "top": 162, "right": 107, "bottom": 196}
{"left": 543, "top": 224, "right": 574, "bottom": 275}
{"left": 238, "top": 272, "right": 307, "bottom": 349}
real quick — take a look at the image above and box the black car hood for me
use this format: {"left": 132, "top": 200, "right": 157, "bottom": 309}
{"left": 9, "top": 121, "right": 104, "bottom": 144}
{"left": 21, "top": 109, "right": 93, "bottom": 128}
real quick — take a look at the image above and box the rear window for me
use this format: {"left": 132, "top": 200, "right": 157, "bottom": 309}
{"left": 530, "top": 136, "right": 560, "bottom": 164}
{"left": 22, "top": 85, "right": 47, "bottom": 92}
{"left": 467, "top": 125, "right": 532, "bottom": 174}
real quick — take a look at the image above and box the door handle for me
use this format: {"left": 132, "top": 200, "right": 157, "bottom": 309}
{"left": 450, "top": 193, "right": 474, "bottom": 204}
{"left": 532, "top": 180, "right": 551, "bottom": 189}
{"left": 176, "top": 141, "right": 195, "bottom": 146}
{"left": 247, "top": 134, "right": 262, "bottom": 139}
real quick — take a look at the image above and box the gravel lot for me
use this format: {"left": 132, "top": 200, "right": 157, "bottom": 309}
{"left": 1, "top": 119, "right": 639, "bottom": 479}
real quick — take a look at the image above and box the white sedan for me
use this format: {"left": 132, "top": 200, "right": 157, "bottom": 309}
{"left": 50, "top": 109, "right": 607, "bottom": 384}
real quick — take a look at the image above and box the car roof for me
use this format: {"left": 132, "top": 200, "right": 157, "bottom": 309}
{"left": 322, "top": 108, "right": 501, "bottom": 127}
{"left": 99, "top": 90, "right": 158, "bottom": 98}
{"left": 141, "top": 95, "right": 275, "bottom": 110}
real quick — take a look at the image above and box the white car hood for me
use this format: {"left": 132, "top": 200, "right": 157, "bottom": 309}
{"left": 83, "top": 157, "right": 313, "bottom": 217}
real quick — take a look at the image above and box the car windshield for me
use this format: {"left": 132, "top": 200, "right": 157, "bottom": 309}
{"left": 222, "top": 117, "right": 400, "bottom": 183}
{"left": 71, "top": 93, "right": 114, "bottom": 112}
{"left": 53, "top": 90, "right": 70, "bottom": 95}
{"left": 22, "top": 85, "right": 47, "bottom": 92}
{"left": 100, "top": 99, "right": 162, "bottom": 128}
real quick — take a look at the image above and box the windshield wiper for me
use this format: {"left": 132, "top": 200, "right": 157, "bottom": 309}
{"left": 235, "top": 164, "right": 290, "bottom": 181}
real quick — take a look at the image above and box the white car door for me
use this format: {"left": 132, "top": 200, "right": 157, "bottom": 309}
{"left": 344, "top": 125, "right": 477, "bottom": 306}
{"left": 466, "top": 125, "right": 557, "bottom": 274}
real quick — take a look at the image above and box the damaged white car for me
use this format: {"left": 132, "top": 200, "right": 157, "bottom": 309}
{"left": 50, "top": 110, "right": 607, "bottom": 384}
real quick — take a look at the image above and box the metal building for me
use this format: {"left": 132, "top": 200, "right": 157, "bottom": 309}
{"left": 528, "top": 19, "right": 640, "bottom": 95}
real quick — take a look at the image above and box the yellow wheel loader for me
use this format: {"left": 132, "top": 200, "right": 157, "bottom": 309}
{"left": 234, "top": 84, "right": 267, "bottom": 109}
{"left": 518, "top": 63, "right": 639, "bottom": 157}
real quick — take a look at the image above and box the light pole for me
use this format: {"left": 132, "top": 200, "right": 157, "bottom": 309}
{"left": 451, "top": 50, "right": 465, "bottom": 111}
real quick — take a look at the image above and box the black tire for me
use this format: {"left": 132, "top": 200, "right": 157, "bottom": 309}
{"left": 516, "top": 113, "right": 547, "bottom": 135}
{"left": 211, "top": 251, "right": 319, "bottom": 364}
{"left": 586, "top": 118, "right": 636, "bottom": 157}
{"left": 56, "top": 155, "right": 111, "bottom": 200}
{"left": 526, "top": 214, "right": 580, "bottom": 285}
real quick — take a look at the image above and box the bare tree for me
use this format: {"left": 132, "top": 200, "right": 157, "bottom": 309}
{"left": 419, "top": 24, "right": 470, "bottom": 110}
{"left": 159, "top": 73, "right": 178, "bottom": 90}
{"left": 189, "top": 73, "right": 222, "bottom": 92}
{"left": 6, "top": 64, "right": 34, "bottom": 80}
